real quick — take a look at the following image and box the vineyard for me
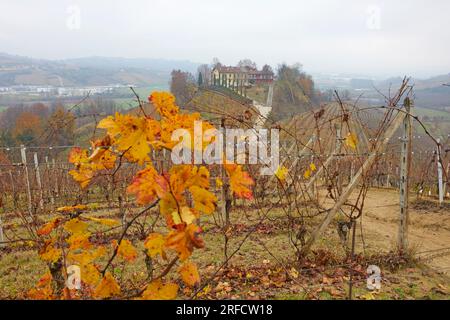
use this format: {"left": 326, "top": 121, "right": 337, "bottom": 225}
{"left": 0, "top": 80, "right": 449, "bottom": 300}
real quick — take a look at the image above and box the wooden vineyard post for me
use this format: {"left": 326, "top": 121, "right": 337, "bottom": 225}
{"left": 20, "top": 145, "right": 33, "bottom": 215}
{"left": 335, "top": 123, "right": 343, "bottom": 194}
{"left": 34, "top": 152, "right": 44, "bottom": 210}
{"left": 398, "top": 98, "right": 412, "bottom": 252}
{"left": 8, "top": 170, "right": 17, "bottom": 209}
{"left": 45, "top": 156, "right": 55, "bottom": 206}
{"left": 300, "top": 124, "right": 342, "bottom": 200}
{"left": 52, "top": 158, "right": 59, "bottom": 199}
{"left": 436, "top": 138, "right": 444, "bottom": 205}
{"left": 0, "top": 214, "right": 4, "bottom": 247}
{"left": 220, "top": 117, "right": 231, "bottom": 265}
{"left": 300, "top": 106, "right": 408, "bottom": 256}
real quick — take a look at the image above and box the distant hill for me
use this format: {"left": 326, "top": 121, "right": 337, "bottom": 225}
{"left": 374, "top": 74, "right": 450, "bottom": 108}
{"left": 0, "top": 53, "right": 200, "bottom": 87}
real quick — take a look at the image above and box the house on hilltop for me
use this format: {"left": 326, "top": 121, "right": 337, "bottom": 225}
{"left": 211, "top": 65, "right": 274, "bottom": 88}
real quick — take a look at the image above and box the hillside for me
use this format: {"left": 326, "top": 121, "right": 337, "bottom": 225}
{"left": 0, "top": 53, "right": 200, "bottom": 87}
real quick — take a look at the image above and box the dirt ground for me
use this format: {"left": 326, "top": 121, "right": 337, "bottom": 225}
{"left": 354, "top": 188, "right": 450, "bottom": 274}
{"left": 0, "top": 187, "right": 449, "bottom": 299}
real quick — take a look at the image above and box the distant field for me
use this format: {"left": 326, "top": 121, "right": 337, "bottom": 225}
{"left": 414, "top": 107, "right": 450, "bottom": 119}
{"left": 113, "top": 84, "right": 169, "bottom": 97}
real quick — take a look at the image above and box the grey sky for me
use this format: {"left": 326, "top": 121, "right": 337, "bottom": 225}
{"left": 1, "top": 0, "right": 449, "bottom": 78}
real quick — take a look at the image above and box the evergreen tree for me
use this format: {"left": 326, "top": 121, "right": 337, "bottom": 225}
{"left": 198, "top": 72, "right": 203, "bottom": 87}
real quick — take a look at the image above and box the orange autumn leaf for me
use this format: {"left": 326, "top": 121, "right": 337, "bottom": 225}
{"left": 93, "top": 272, "right": 121, "bottom": 299}
{"left": 68, "top": 143, "right": 117, "bottom": 189}
{"left": 27, "top": 272, "right": 54, "bottom": 300}
{"left": 112, "top": 239, "right": 138, "bottom": 262}
{"left": 66, "top": 233, "right": 92, "bottom": 250}
{"left": 165, "top": 224, "right": 204, "bottom": 261}
{"left": 69, "top": 168, "right": 94, "bottom": 189}
{"left": 142, "top": 279, "right": 178, "bottom": 300}
{"left": 68, "top": 148, "right": 94, "bottom": 188}
{"left": 225, "top": 164, "right": 254, "bottom": 199}
{"left": 37, "top": 218, "right": 61, "bottom": 236}
{"left": 127, "top": 165, "right": 169, "bottom": 205}
{"left": 88, "top": 135, "right": 112, "bottom": 162}
{"left": 179, "top": 262, "right": 200, "bottom": 287}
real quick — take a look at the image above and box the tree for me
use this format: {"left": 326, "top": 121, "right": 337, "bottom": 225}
{"left": 170, "top": 70, "right": 195, "bottom": 106}
{"left": 271, "top": 63, "right": 319, "bottom": 121}
{"left": 238, "top": 59, "right": 257, "bottom": 70}
{"left": 211, "top": 57, "right": 221, "bottom": 69}
{"left": 262, "top": 64, "right": 273, "bottom": 74}
{"left": 197, "top": 72, "right": 203, "bottom": 87}
{"left": 13, "top": 111, "right": 43, "bottom": 144}
{"left": 45, "top": 105, "right": 76, "bottom": 146}
{"left": 197, "top": 64, "right": 211, "bottom": 86}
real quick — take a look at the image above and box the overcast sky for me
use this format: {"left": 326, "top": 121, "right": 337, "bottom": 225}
{"left": 1, "top": 0, "right": 449, "bottom": 78}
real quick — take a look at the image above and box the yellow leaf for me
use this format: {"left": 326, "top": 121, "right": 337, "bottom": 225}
{"left": 215, "top": 178, "right": 223, "bottom": 188}
{"left": 56, "top": 204, "right": 88, "bottom": 213}
{"left": 39, "top": 239, "right": 61, "bottom": 263}
{"left": 309, "top": 163, "right": 317, "bottom": 172}
{"left": 275, "top": 166, "right": 288, "bottom": 181}
{"left": 112, "top": 239, "right": 138, "bottom": 262}
{"left": 189, "top": 186, "right": 217, "bottom": 214}
{"left": 149, "top": 92, "right": 179, "bottom": 119}
{"left": 142, "top": 279, "right": 178, "bottom": 300}
{"left": 80, "top": 264, "right": 101, "bottom": 286}
{"left": 64, "top": 218, "right": 89, "bottom": 234}
{"left": 345, "top": 132, "right": 358, "bottom": 150}
{"left": 304, "top": 169, "right": 311, "bottom": 179}
{"left": 179, "top": 262, "right": 200, "bottom": 287}
{"left": 360, "top": 292, "right": 376, "bottom": 300}
{"left": 67, "top": 246, "right": 106, "bottom": 266}
{"left": 289, "top": 267, "right": 299, "bottom": 279}
{"left": 86, "top": 217, "right": 119, "bottom": 227}
{"left": 98, "top": 113, "right": 159, "bottom": 165}
{"left": 171, "top": 206, "right": 197, "bottom": 225}
{"left": 66, "top": 233, "right": 92, "bottom": 250}
{"left": 144, "top": 233, "right": 166, "bottom": 258}
{"left": 93, "top": 272, "right": 121, "bottom": 299}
